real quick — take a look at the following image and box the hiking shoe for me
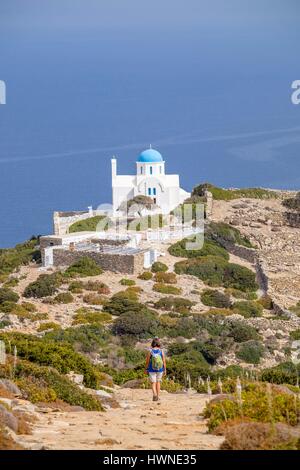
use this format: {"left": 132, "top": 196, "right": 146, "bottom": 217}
{"left": 153, "top": 395, "right": 158, "bottom": 402}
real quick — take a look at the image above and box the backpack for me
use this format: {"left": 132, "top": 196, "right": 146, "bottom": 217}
{"left": 151, "top": 349, "right": 163, "bottom": 371}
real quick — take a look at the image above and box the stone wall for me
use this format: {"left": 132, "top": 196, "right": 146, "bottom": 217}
{"left": 53, "top": 210, "right": 108, "bottom": 235}
{"left": 52, "top": 249, "right": 145, "bottom": 275}
{"left": 204, "top": 190, "right": 213, "bottom": 219}
{"left": 255, "top": 259, "right": 269, "bottom": 293}
{"left": 210, "top": 234, "right": 258, "bottom": 264}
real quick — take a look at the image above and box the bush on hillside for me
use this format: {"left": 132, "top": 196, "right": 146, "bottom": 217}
{"left": 72, "top": 308, "right": 112, "bottom": 326}
{"left": 232, "top": 301, "right": 263, "bottom": 318}
{"left": 120, "top": 278, "right": 136, "bottom": 286}
{"left": 0, "top": 332, "right": 101, "bottom": 389}
{"left": 64, "top": 257, "right": 102, "bottom": 278}
{"left": 201, "top": 289, "right": 231, "bottom": 308}
{"left": 236, "top": 340, "right": 265, "bottom": 364}
{"left": 192, "top": 183, "right": 278, "bottom": 201}
{"left": 206, "top": 221, "right": 254, "bottom": 248}
{"left": 203, "top": 383, "right": 300, "bottom": 432}
{"left": 260, "top": 362, "right": 300, "bottom": 386}
{"left": 257, "top": 294, "right": 273, "bottom": 310}
{"left": 154, "top": 296, "right": 194, "bottom": 313}
{"left": 175, "top": 256, "right": 257, "bottom": 291}
{"left": 152, "top": 284, "right": 182, "bottom": 295}
{"left": 138, "top": 271, "right": 153, "bottom": 280}
{"left": 37, "top": 322, "right": 61, "bottom": 332}
{"left": 83, "top": 280, "right": 110, "bottom": 294}
{"left": 13, "top": 360, "right": 103, "bottom": 410}
{"left": 23, "top": 273, "right": 62, "bottom": 298}
{"left": 0, "top": 238, "right": 41, "bottom": 276}
{"left": 168, "top": 237, "right": 229, "bottom": 260}
{"left": 228, "top": 321, "right": 259, "bottom": 343}
{"left": 0, "top": 288, "right": 19, "bottom": 305}
{"left": 282, "top": 192, "right": 300, "bottom": 211}
{"left": 103, "top": 296, "right": 143, "bottom": 316}
{"left": 54, "top": 292, "right": 74, "bottom": 304}
{"left": 68, "top": 280, "right": 84, "bottom": 293}
{"left": 112, "top": 310, "right": 158, "bottom": 338}
{"left": 151, "top": 261, "right": 168, "bottom": 273}
{"left": 153, "top": 272, "right": 177, "bottom": 284}
{"left": 83, "top": 293, "right": 105, "bottom": 305}
{"left": 225, "top": 288, "right": 257, "bottom": 300}
{"left": 45, "top": 324, "right": 110, "bottom": 353}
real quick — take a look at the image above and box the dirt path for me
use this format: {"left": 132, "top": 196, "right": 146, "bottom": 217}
{"left": 19, "top": 389, "right": 223, "bottom": 450}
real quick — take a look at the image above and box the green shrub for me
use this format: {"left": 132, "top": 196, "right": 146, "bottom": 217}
{"left": 0, "top": 301, "right": 40, "bottom": 320}
{"left": 14, "top": 360, "right": 102, "bottom": 410}
{"left": 206, "top": 221, "right": 254, "bottom": 248}
{"left": 225, "top": 288, "right": 257, "bottom": 300}
{"left": 289, "top": 301, "right": 300, "bottom": 316}
{"left": 16, "top": 376, "right": 57, "bottom": 403}
{"left": 64, "top": 257, "right": 102, "bottom": 278}
{"left": 223, "top": 264, "right": 258, "bottom": 292}
{"left": 103, "top": 296, "right": 142, "bottom": 316}
{"left": 120, "top": 278, "right": 136, "bottom": 286}
{"left": 192, "top": 183, "right": 278, "bottom": 201}
{"left": 45, "top": 324, "right": 110, "bottom": 353}
{"left": 228, "top": 321, "right": 259, "bottom": 343}
{"left": 201, "top": 289, "right": 231, "bottom": 308}
{"left": 193, "top": 341, "right": 223, "bottom": 365}
{"left": 3, "top": 277, "right": 19, "bottom": 288}
{"left": 174, "top": 256, "right": 227, "bottom": 286}
{"left": 138, "top": 271, "right": 152, "bottom": 280}
{"left": 151, "top": 261, "right": 168, "bottom": 273}
{"left": 69, "top": 215, "right": 111, "bottom": 233}
{"left": 154, "top": 296, "right": 194, "bottom": 313}
{"left": 24, "top": 273, "right": 62, "bottom": 298}
{"left": 83, "top": 293, "right": 105, "bottom": 305}
{"left": 37, "top": 322, "right": 61, "bottom": 332}
{"left": 236, "top": 340, "right": 265, "bottom": 364}
{"left": 68, "top": 280, "right": 84, "bottom": 293}
{"left": 54, "top": 292, "right": 74, "bottom": 304}
{"left": 153, "top": 284, "right": 182, "bottom": 295}
{"left": 204, "top": 308, "right": 233, "bottom": 316}
{"left": 168, "top": 237, "right": 229, "bottom": 260}
{"left": 72, "top": 308, "right": 112, "bottom": 325}
{"left": 290, "top": 329, "right": 300, "bottom": 341}
{"left": 113, "top": 310, "right": 158, "bottom": 338}
{"left": 204, "top": 383, "right": 300, "bottom": 432}
{"left": 153, "top": 272, "right": 177, "bottom": 284}
{"left": 282, "top": 192, "right": 300, "bottom": 211}
{"left": 0, "top": 238, "right": 40, "bottom": 276}
{"left": 232, "top": 301, "right": 263, "bottom": 318}
{"left": 0, "top": 332, "right": 101, "bottom": 389}
{"left": 83, "top": 280, "right": 110, "bottom": 294}
{"left": 0, "top": 319, "right": 11, "bottom": 329}
{"left": 260, "top": 362, "right": 300, "bottom": 386}
{"left": 257, "top": 295, "right": 273, "bottom": 310}
{"left": 0, "top": 288, "right": 19, "bottom": 305}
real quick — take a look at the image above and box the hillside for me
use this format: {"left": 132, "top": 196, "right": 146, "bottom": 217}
{"left": 1, "top": 192, "right": 300, "bottom": 450}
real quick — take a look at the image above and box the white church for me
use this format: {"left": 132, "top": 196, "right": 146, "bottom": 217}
{"left": 111, "top": 147, "right": 190, "bottom": 216}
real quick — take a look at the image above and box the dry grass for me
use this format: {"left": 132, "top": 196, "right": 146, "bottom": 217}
{"left": 217, "top": 420, "right": 300, "bottom": 450}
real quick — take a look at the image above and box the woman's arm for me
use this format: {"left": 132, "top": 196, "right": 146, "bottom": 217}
{"left": 145, "top": 352, "right": 151, "bottom": 374}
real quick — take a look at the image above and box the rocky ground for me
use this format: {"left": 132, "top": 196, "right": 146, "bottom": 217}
{"left": 7, "top": 389, "right": 223, "bottom": 450}
{"left": 211, "top": 195, "right": 300, "bottom": 308}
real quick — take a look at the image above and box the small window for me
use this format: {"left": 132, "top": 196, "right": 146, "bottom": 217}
{"left": 148, "top": 188, "right": 151, "bottom": 196}
{"left": 153, "top": 188, "right": 156, "bottom": 196}
{"left": 159, "top": 166, "right": 162, "bottom": 174}
{"left": 140, "top": 167, "right": 143, "bottom": 174}
{"left": 150, "top": 166, "right": 153, "bottom": 175}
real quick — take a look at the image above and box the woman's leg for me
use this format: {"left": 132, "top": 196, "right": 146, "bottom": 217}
{"left": 152, "top": 382, "right": 157, "bottom": 397}
{"left": 156, "top": 381, "right": 161, "bottom": 397}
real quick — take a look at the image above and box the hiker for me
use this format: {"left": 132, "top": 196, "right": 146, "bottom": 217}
{"left": 145, "top": 338, "right": 166, "bottom": 401}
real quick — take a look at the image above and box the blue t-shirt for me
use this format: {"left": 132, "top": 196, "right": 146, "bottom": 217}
{"left": 147, "top": 348, "right": 164, "bottom": 373}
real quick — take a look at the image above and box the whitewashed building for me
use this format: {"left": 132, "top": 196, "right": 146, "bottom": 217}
{"left": 111, "top": 147, "right": 190, "bottom": 215}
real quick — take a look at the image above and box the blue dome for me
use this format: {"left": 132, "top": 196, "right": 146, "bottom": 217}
{"left": 137, "top": 148, "right": 163, "bottom": 163}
